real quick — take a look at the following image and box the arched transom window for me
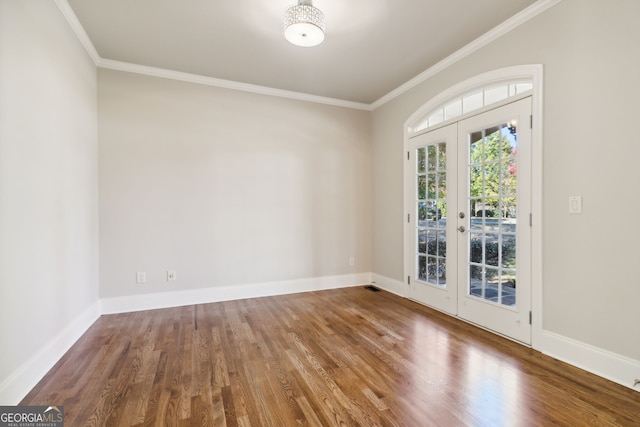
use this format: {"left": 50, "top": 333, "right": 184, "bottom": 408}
{"left": 410, "top": 81, "right": 533, "bottom": 135}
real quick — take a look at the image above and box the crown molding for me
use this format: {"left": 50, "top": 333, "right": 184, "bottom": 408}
{"left": 54, "top": 0, "right": 369, "bottom": 111}
{"left": 54, "top": 0, "right": 100, "bottom": 64}
{"left": 369, "top": 0, "right": 562, "bottom": 109}
{"left": 56, "top": 0, "right": 561, "bottom": 111}
{"left": 97, "top": 58, "right": 371, "bottom": 111}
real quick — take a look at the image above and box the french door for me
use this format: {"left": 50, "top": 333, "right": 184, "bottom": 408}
{"left": 407, "top": 123, "right": 459, "bottom": 315}
{"left": 407, "top": 97, "right": 532, "bottom": 344}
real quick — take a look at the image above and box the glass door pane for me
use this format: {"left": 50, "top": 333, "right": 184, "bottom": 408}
{"left": 407, "top": 123, "right": 458, "bottom": 316}
{"left": 457, "top": 97, "right": 532, "bottom": 345}
{"left": 467, "top": 123, "right": 518, "bottom": 307}
{"left": 416, "top": 143, "right": 447, "bottom": 286}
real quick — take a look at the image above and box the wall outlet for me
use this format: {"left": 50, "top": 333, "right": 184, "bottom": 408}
{"left": 136, "top": 272, "right": 146, "bottom": 284}
{"left": 167, "top": 270, "right": 176, "bottom": 282}
{"left": 349, "top": 257, "right": 355, "bottom": 266}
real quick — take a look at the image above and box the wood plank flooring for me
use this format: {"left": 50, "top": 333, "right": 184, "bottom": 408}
{"left": 21, "top": 287, "right": 640, "bottom": 426}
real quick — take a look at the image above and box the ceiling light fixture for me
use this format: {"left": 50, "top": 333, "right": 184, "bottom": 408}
{"left": 283, "top": 0, "right": 326, "bottom": 47}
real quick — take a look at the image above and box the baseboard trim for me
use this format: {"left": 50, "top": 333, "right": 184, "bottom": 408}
{"left": 540, "top": 330, "right": 640, "bottom": 392}
{"left": 0, "top": 301, "right": 101, "bottom": 405}
{"left": 372, "top": 274, "right": 640, "bottom": 393}
{"left": 101, "top": 273, "right": 373, "bottom": 314}
{"left": 5, "top": 274, "right": 638, "bottom": 407}
{"left": 371, "top": 273, "right": 407, "bottom": 298}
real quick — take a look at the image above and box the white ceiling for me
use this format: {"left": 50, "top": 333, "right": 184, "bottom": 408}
{"left": 66, "top": 0, "right": 539, "bottom": 105}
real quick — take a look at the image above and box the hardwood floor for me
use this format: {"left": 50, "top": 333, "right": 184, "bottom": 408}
{"left": 21, "top": 287, "right": 640, "bottom": 426}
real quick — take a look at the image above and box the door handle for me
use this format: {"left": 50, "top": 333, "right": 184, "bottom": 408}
{"left": 457, "top": 226, "right": 466, "bottom": 233}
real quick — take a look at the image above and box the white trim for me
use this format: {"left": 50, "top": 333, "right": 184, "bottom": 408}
{"left": 370, "top": 0, "right": 561, "bottom": 109}
{"left": 371, "top": 273, "right": 407, "bottom": 298}
{"left": 541, "top": 331, "right": 640, "bottom": 392}
{"left": 405, "top": 65, "right": 543, "bottom": 133}
{"left": 55, "top": 0, "right": 560, "bottom": 111}
{"left": 529, "top": 67, "right": 544, "bottom": 351}
{"left": 403, "top": 65, "right": 544, "bottom": 348}
{"left": 1, "top": 274, "right": 370, "bottom": 404}
{"left": 4, "top": 274, "right": 639, "bottom": 407}
{"left": 411, "top": 91, "right": 535, "bottom": 141}
{"left": 54, "top": 0, "right": 100, "bottom": 64}
{"left": 53, "top": 0, "right": 368, "bottom": 111}
{"left": 101, "top": 273, "right": 372, "bottom": 314}
{"left": 409, "top": 88, "right": 533, "bottom": 137}
{"left": 0, "top": 301, "right": 101, "bottom": 405}
{"left": 97, "top": 59, "right": 371, "bottom": 111}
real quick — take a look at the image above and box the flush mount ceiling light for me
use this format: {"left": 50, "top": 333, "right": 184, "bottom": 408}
{"left": 283, "top": 0, "right": 326, "bottom": 47}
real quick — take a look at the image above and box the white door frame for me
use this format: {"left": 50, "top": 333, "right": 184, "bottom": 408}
{"left": 403, "top": 65, "right": 543, "bottom": 348}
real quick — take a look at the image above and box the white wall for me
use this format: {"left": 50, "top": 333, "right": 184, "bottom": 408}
{"left": 372, "top": 0, "right": 640, "bottom": 368}
{"left": 3, "top": 0, "right": 637, "bottom": 403}
{"left": 98, "top": 69, "right": 372, "bottom": 302}
{"left": 0, "top": 0, "right": 99, "bottom": 403}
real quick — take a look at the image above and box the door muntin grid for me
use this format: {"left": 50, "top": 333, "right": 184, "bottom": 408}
{"left": 416, "top": 143, "right": 447, "bottom": 286}
{"left": 466, "top": 122, "right": 517, "bottom": 307}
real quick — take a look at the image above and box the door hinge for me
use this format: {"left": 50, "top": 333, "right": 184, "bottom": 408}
{"left": 408, "top": 275, "right": 411, "bottom": 285}
{"left": 530, "top": 114, "right": 533, "bottom": 129}
{"left": 407, "top": 213, "right": 411, "bottom": 223}
{"left": 529, "top": 213, "right": 532, "bottom": 227}
{"left": 529, "top": 311, "right": 532, "bottom": 325}
{"left": 407, "top": 151, "right": 410, "bottom": 160}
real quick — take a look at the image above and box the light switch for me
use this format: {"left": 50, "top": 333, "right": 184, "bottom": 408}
{"left": 569, "top": 196, "right": 582, "bottom": 214}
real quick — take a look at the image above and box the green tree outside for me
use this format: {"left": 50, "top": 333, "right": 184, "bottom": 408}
{"left": 469, "top": 128, "right": 517, "bottom": 218}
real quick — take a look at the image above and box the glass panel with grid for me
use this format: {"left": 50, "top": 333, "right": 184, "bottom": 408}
{"left": 410, "top": 81, "right": 533, "bottom": 135}
{"left": 467, "top": 122, "right": 518, "bottom": 306}
{"left": 416, "top": 143, "right": 447, "bottom": 286}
